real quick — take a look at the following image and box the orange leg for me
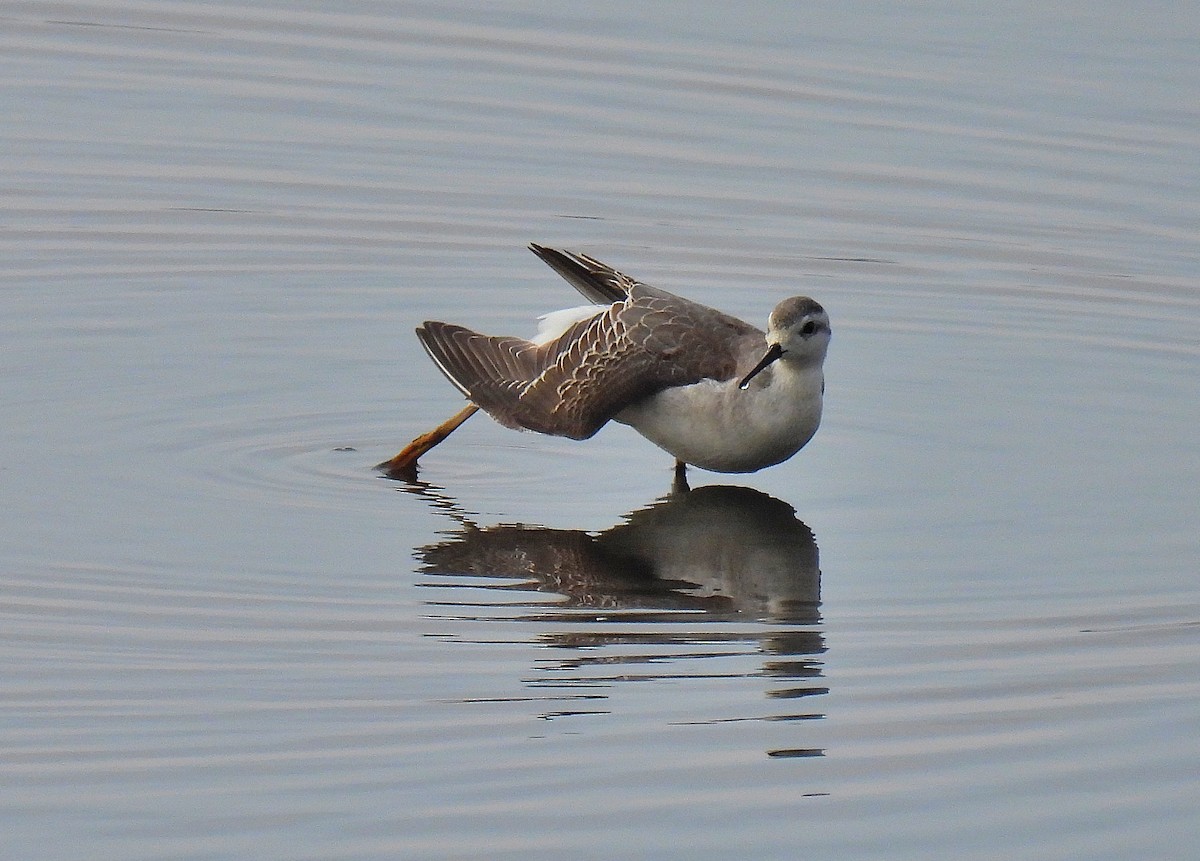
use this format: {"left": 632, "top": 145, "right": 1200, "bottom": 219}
{"left": 376, "top": 404, "right": 479, "bottom": 478}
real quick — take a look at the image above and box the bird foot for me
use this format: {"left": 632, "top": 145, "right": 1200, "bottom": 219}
{"left": 376, "top": 403, "right": 479, "bottom": 479}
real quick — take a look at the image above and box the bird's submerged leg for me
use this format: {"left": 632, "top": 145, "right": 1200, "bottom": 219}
{"left": 376, "top": 403, "right": 479, "bottom": 479}
{"left": 672, "top": 459, "right": 691, "bottom": 494}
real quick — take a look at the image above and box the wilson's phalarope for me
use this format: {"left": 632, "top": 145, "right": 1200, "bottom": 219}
{"left": 378, "top": 244, "right": 830, "bottom": 479}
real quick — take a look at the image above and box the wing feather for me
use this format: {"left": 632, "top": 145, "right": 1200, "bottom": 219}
{"left": 417, "top": 253, "right": 763, "bottom": 440}
{"left": 528, "top": 243, "right": 632, "bottom": 304}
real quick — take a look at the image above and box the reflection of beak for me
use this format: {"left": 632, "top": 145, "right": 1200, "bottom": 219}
{"left": 738, "top": 343, "right": 784, "bottom": 390}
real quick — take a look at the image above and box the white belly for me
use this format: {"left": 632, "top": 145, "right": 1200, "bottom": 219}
{"left": 614, "top": 364, "right": 824, "bottom": 473}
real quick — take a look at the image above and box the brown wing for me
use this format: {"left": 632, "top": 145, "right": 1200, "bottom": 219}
{"left": 418, "top": 282, "right": 760, "bottom": 440}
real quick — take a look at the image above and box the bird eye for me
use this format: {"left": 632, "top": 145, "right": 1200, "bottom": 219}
{"left": 800, "top": 320, "right": 818, "bottom": 335}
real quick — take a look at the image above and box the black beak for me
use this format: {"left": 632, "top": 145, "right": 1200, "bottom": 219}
{"left": 738, "top": 343, "right": 784, "bottom": 390}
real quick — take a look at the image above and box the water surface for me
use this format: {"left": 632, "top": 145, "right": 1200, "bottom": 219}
{"left": 2, "top": 2, "right": 1198, "bottom": 859}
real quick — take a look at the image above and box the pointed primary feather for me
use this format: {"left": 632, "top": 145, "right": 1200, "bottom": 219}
{"left": 527, "top": 243, "right": 631, "bottom": 305}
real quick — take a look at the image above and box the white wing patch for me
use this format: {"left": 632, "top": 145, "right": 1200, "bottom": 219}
{"left": 533, "top": 305, "right": 608, "bottom": 346}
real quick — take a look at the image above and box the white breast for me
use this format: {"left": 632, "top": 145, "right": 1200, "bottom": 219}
{"left": 615, "top": 362, "right": 824, "bottom": 473}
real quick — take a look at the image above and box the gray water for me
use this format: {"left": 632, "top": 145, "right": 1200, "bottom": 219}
{"left": 3, "top": 2, "right": 1199, "bottom": 859}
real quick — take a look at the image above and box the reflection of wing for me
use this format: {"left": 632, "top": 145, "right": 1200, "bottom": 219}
{"left": 417, "top": 525, "right": 718, "bottom": 611}
{"left": 416, "top": 249, "right": 761, "bottom": 440}
{"left": 416, "top": 485, "right": 819, "bottom": 619}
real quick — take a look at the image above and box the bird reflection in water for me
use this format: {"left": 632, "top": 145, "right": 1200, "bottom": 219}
{"left": 400, "top": 479, "right": 828, "bottom": 757}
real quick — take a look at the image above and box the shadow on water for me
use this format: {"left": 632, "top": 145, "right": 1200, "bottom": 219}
{"left": 400, "top": 479, "right": 828, "bottom": 755}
